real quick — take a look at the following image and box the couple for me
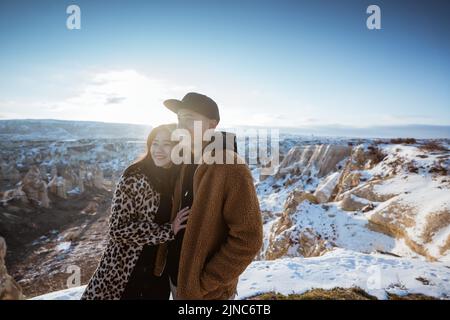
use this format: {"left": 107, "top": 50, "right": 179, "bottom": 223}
{"left": 81, "top": 92, "right": 263, "bottom": 300}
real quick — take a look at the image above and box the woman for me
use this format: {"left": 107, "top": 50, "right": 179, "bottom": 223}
{"left": 81, "top": 124, "right": 189, "bottom": 300}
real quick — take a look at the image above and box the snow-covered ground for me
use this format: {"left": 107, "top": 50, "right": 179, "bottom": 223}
{"left": 31, "top": 285, "right": 87, "bottom": 300}
{"left": 239, "top": 248, "right": 450, "bottom": 299}
{"left": 31, "top": 248, "right": 450, "bottom": 300}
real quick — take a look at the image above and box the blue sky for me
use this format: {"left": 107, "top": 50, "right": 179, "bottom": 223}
{"left": 0, "top": 0, "right": 449, "bottom": 129}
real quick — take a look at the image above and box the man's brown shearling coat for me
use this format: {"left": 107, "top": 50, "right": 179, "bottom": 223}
{"left": 154, "top": 150, "right": 263, "bottom": 299}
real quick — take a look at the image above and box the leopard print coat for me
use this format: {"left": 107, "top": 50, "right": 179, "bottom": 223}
{"left": 81, "top": 170, "right": 175, "bottom": 300}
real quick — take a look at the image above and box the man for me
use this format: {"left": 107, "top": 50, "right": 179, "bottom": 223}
{"left": 153, "top": 92, "right": 263, "bottom": 300}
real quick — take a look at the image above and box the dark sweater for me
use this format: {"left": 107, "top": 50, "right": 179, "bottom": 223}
{"left": 166, "top": 163, "right": 198, "bottom": 286}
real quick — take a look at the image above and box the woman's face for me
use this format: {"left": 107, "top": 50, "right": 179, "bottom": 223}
{"left": 150, "top": 130, "right": 173, "bottom": 168}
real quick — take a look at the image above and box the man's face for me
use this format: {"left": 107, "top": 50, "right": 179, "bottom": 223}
{"left": 177, "top": 109, "right": 218, "bottom": 155}
{"left": 177, "top": 109, "right": 218, "bottom": 138}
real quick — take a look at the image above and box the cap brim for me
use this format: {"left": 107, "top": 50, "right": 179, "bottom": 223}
{"left": 163, "top": 99, "right": 184, "bottom": 114}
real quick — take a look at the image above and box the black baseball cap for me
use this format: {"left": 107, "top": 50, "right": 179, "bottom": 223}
{"left": 163, "top": 92, "right": 220, "bottom": 122}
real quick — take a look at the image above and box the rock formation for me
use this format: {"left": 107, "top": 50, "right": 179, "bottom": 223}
{"left": 20, "top": 166, "right": 50, "bottom": 208}
{"left": 48, "top": 175, "right": 68, "bottom": 199}
{"left": 275, "top": 145, "right": 351, "bottom": 180}
{"left": 0, "top": 162, "right": 21, "bottom": 183}
{"left": 0, "top": 237, "right": 24, "bottom": 300}
{"left": 314, "top": 171, "right": 341, "bottom": 203}
{"left": 265, "top": 190, "right": 328, "bottom": 260}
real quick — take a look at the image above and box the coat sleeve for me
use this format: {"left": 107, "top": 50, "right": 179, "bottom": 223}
{"left": 108, "top": 174, "right": 175, "bottom": 246}
{"left": 199, "top": 164, "right": 263, "bottom": 295}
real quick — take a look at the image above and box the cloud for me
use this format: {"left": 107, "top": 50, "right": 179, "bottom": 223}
{"left": 105, "top": 96, "right": 127, "bottom": 105}
{"left": 0, "top": 69, "right": 198, "bottom": 125}
{"left": 40, "top": 69, "right": 194, "bottom": 125}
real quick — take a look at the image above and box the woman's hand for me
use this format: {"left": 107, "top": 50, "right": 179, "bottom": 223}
{"left": 172, "top": 207, "right": 190, "bottom": 235}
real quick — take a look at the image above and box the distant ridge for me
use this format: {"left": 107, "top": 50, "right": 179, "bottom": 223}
{"left": 0, "top": 119, "right": 152, "bottom": 141}
{"left": 1, "top": 119, "right": 449, "bottom": 140}
{"left": 231, "top": 124, "right": 450, "bottom": 139}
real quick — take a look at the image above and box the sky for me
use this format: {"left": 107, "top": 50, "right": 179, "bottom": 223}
{"left": 0, "top": 0, "right": 449, "bottom": 131}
